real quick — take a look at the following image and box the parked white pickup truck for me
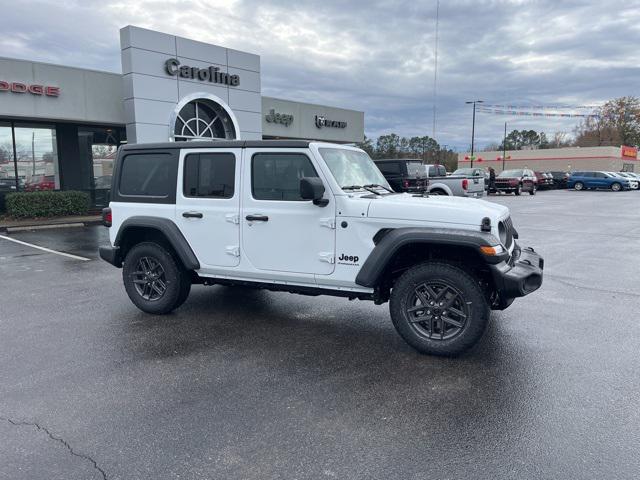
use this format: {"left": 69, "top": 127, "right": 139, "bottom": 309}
{"left": 375, "top": 159, "right": 484, "bottom": 197}
{"left": 100, "top": 141, "right": 543, "bottom": 356}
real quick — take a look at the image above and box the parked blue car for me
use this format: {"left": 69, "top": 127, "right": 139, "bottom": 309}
{"left": 567, "top": 171, "right": 631, "bottom": 191}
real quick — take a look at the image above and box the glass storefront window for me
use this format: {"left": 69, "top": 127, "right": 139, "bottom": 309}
{"left": 78, "top": 127, "right": 124, "bottom": 207}
{"left": 0, "top": 122, "right": 16, "bottom": 192}
{"left": 13, "top": 124, "right": 59, "bottom": 191}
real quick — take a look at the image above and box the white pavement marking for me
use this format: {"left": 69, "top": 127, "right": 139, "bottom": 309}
{"left": 0, "top": 234, "right": 91, "bottom": 261}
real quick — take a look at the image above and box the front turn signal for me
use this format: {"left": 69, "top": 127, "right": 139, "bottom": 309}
{"left": 480, "top": 245, "right": 505, "bottom": 256}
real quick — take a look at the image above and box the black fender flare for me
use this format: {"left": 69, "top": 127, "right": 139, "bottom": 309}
{"left": 355, "top": 227, "right": 503, "bottom": 288}
{"left": 114, "top": 216, "right": 200, "bottom": 270}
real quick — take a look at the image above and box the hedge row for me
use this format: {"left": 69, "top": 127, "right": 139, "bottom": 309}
{"left": 5, "top": 191, "right": 90, "bottom": 218}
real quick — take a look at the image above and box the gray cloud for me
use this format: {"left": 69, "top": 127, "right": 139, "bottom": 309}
{"left": 2, "top": 0, "right": 640, "bottom": 149}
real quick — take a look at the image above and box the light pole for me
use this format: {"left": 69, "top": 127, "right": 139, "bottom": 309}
{"left": 502, "top": 121, "right": 507, "bottom": 171}
{"left": 466, "top": 100, "right": 483, "bottom": 167}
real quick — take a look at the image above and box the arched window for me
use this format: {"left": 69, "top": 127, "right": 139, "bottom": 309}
{"left": 173, "top": 98, "right": 237, "bottom": 141}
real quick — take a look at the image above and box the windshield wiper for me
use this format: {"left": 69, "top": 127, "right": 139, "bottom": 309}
{"left": 342, "top": 184, "right": 381, "bottom": 195}
{"left": 364, "top": 183, "right": 395, "bottom": 194}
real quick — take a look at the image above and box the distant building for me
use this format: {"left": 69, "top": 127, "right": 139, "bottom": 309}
{"left": 457, "top": 146, "right": 639, "bottom": 173}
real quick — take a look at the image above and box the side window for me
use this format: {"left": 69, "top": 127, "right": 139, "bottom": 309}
{"left": 377, "top": 162, "right": 401, "bottom": 175}
{"left": 595, "top": 172, "right": 607, "bottom": 178}
{"left": 183, "top": 152, "right": 235, "bottom": 198}
{"left": 252, "top": 153, "right": 318, "bottom": 201}
{"left": 119, "top": 153, "right": 172, "bottom": 197}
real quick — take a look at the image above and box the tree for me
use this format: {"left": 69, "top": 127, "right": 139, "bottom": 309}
{"left": 356, "top": 136, "right": 375, "bottom": 157}
{"left": 499, "top": 129, "right": 546, "bottom": 150}
{"left": 375, "top": 134, "right": 401, "bottom": 158}
{"left": 574, "top": 96, "right": 640, "bottom": 147}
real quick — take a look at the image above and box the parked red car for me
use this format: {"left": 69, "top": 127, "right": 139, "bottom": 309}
{"left": 494, "top": 169, "right": 537, "bottom": 195}
{"left": 24, "top": 175, "right": 55, "bottom": 191}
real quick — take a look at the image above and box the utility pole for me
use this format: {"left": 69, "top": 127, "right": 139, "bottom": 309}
{"left": 466, "top": 100, "right": 483, "bottom": 167}
{"left": 432, "top": 0, "right": 440, "bottom": 140}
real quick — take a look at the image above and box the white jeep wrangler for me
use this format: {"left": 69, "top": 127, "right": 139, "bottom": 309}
{"left": 100, "top": 140, "right": 543, "bottom": 356}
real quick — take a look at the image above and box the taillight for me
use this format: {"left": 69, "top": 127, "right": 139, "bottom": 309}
{"left": 403, "top": 179, "right": 410, "bottom": 188}
{"left": 462, "top": 179, "right": 468, "bottom": 190}
{"left": 102, "top": 207, "right": 112, "bottom": 227}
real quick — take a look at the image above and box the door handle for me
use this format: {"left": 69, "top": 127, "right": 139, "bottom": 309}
{"left": 182, "top": 211, "right": 203, "bottom": 219}
{"left": 245, "top": 214, "right": 269, "bottom": 222}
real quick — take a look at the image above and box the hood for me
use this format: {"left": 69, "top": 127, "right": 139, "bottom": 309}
{"left": 366, "top": 193, "right": 509, "bottom": 226}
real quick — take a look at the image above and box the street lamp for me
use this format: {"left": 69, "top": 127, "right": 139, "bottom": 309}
{"left": 466, "top": 100, "right": 483, "bottom": 167}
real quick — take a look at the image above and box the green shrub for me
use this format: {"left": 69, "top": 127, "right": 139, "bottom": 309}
{"left": 5, "top": 191, "right": 90, "bottom": 218}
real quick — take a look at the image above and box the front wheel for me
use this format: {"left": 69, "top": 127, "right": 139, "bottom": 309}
{"left": 123, "top": 242, "right": 190, "bottom": 314}
{"left": 611, "top": 182, "right": 622, "bottom": 192}
{"left": 389, "top": 263, "right": 490, "bottom": 356}
{"left": 529, "top": 185, "right": 536, "bottom": 195}
{"left": 514, "top": 184, "right": 521, "bottom": 195}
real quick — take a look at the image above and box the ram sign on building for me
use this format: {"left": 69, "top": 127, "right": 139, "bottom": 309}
{"left": 0, "top": 25, "right": 364, "bottom": 209}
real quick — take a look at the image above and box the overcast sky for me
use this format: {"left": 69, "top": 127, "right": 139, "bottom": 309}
{"left": 2, "top": 0, "right": 640, "bottom": 150}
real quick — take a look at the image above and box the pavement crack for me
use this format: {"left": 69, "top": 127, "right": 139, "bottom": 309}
{"left": 0, "top": 415, "right": 108, "bottom": 480}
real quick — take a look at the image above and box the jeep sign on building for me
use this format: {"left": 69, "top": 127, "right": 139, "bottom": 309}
{"left": 0, "top": 25, "right": 364, "bottom": 208}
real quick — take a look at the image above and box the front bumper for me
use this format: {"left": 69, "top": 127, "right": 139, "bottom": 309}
{"left": 99, "top": 245, "right": 122, "bottom": 267}
{"left": 489, "top": 244, "right": 544, "bottom": 310}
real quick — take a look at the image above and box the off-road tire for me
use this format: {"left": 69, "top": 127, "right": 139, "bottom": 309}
{"left": 574, "top": 181, "right": 584, "bottom": 191}
{"left": 389, "top": 262, "right": 490, "bottom": 356}
{"left": 123, "top": 242, "right": 189, "bottom": 314}
{"left": 514, "top": 184, "right": 521, "bottom": 195}
{"left": 611, "top": 182, "right": 622, "bottom": 192}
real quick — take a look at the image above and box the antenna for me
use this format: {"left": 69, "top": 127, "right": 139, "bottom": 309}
{"left": 432, "top": 0, "right": 440, "bottom": 140}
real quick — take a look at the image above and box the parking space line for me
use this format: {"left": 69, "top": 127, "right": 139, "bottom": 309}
{"left": 0, "top": 235, "right": 91, "bottom": 261}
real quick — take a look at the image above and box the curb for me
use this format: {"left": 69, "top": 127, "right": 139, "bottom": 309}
{"left": 0, "top": 218, "right": 102, "bottom": 234}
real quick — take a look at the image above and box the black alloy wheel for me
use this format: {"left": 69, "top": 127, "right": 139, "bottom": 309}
{"left": 132, "top": 256, "right": 167, "bottom": 301}
{"left": 389, "top": 262, "right": 490, "bottom": 356}
{"left": 405, "top": 281, "right": 470, "bottom": 341}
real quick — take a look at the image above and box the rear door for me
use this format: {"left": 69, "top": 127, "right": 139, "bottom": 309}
{"left": 175, "top": 148, "right": 241, "bottom": 268}
{"left": 241, "top": 148, "right": 336, "bottom": 275}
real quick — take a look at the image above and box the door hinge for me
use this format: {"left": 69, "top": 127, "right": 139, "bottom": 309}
{"left": 225, "top": 246, "right": 240, "bottom": 257}
{"left": 225, "top": 213, "right": 240, "bottom": 224}
{"left": 319, "top": 217, "right": 336, "bottom": 229}
{"left": 318, "top": 252, "right": 335, "bottom": 264}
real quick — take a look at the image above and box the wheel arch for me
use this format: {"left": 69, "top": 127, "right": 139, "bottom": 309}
{"left": 114, "top": 216, "right": 200, "bottom": 270}
{"left": 356, "top": 228, "right": 503, "bottom": 292}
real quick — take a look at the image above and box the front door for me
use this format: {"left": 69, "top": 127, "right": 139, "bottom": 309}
{"left": 175, "top": 148, "right": 241, "bottom": 269}
{"left": 241, "top": 149, "right": 336, "bottom": 275}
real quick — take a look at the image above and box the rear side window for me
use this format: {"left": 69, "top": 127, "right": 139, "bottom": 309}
{"left": 119, "top": 153, "right": 172, "bottom": 197}
{"left": 183, "top": 153, "right": 235, "bottom": 198}
{"left": 252, "top": 153, "right": 318, "bottom": 201}
{"left": 377, "top": 162, "right": 401, "bottom": 175}
{"left": 405, "top": 162, "right": 424, "bottom": 176}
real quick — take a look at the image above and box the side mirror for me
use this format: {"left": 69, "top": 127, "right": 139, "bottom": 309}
{"left": 300, "top": 177, "right": 328, "bottom": 206}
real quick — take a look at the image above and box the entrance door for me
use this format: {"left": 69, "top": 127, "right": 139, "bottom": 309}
{"left": 176, "top": 149, "right": 241, "bottom": 268}
{"left": 241, "top": 149, "right": 336, "bottom": 275}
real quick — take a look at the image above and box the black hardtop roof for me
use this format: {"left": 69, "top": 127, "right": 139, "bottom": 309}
{"left": 119, "top": 140, "right": 314, "bottom": 151}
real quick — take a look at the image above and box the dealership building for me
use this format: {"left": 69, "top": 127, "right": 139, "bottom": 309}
{"left": 457, "top": 145, "right": 639, "bottom": 173}
{"left": 0, "top": 26, "right": 364, "bottom": 208}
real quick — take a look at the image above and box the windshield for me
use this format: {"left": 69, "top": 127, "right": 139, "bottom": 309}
{"left": 319, "top": 148, "right": 391, "bottom": 190}
{"left": 499, "top": 169, "right": 523, "bottom": 177}
{"left": 406, "top": 161, "right": 425, "bottom": 177}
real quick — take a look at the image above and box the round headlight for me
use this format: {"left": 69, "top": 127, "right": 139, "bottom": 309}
{"left": 498, "top": 221, "right": 507, "bottom": 245}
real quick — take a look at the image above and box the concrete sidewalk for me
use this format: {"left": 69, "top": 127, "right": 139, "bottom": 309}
{"left": 0, "top": 214, "right": 102, "bottom": 233}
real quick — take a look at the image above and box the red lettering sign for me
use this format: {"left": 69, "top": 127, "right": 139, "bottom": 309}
{"left": 0, "top": 80, "right": 59, "bottom": 97}
{"left": 621, "top": 145, "right": 637, "bottom": 158}
{"left": 11, "top": 82, "right": 27, "bottom": 93}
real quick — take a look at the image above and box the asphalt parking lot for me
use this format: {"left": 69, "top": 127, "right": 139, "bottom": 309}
{"left": 1, "top": 189, "right": 639, "bottom": 480}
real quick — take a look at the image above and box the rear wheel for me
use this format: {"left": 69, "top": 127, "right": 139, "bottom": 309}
{"left": 574, "top": 181, "right": 584, "bottom": 191}
{"left": 611, "top": 182, "right": 622, "bottom": 192}
{"left": 389, "top": 263, "right": 490, "bottom": 356}
{"left": 123, "top": 242, "right": 190, "bottom": 314}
